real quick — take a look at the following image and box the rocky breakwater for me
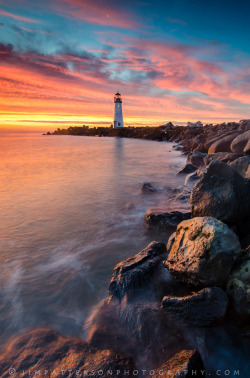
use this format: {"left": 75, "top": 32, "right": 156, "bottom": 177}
{"left": 86, "top": 241, "right": 205, "bottom": 375}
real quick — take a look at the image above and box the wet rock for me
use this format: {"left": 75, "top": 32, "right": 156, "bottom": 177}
{"left": 0, "top": 328, "right": 135, "bottom": 377}
{"left": 88, "top": 300, "right": 190, "bottom": 370}
{"left": 141, "top": 182, "right": 157, "bottom": 193}
{"left": 190, "top": 161, "right": 250, "bottom": 231}
{"left": 162, "top": 287, "right": 228, "bottom": 327}
{"left": 239, "top": 120, "right": 250, "bottom": 132}
{"left": 231, "top": 130, "right": 250, "bottom": 154}
{"left": 184, "top": 170, "right": 203, "bottom": 185}
{"left": 204, "top": 152, "right": 242, "bottom": 165}
{"left": 230, "top": 156, "right": 250, "bottom": 179}
{"left": 164, "top": 217, "right": 241, "bottom": 287}
{"left": 226, "top": 257, "right": 250, "bottom": 321}
{"left": 187, "top": 151, "right": 207, "bottom": 168}
{"left": 108, "top": 241, "right": 166, "bottom": 301}
{"left": 144, "top": 210, "right": 191, "bottom": 233}
{"left": 208, "top": 132, "right": 241, "bottom": 154}
{"left": 155, "top": 349, "right": 205, "bottom": 377}
{"left": 173, "top": 144, "right": 184, "bottom": 151}
{"left": 177, "top": 164, "right": 197, "bottom": 175}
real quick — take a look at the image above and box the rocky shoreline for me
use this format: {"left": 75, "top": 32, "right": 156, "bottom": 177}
{"left": 1, "top": 121, "right": 249, "bottom": 377}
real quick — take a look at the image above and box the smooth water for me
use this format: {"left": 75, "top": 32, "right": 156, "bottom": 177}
{"left": 0, "top": 133, "right": 188, "bottom": 343}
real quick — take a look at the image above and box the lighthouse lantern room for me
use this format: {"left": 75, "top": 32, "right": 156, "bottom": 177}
{"left": 113, "top": 92, "right": 124, "bottom": 128}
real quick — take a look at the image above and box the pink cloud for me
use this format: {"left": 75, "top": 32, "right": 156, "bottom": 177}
{"left": 54, "top": 0, "right": 141, "bottom": 29}
{"left": 0, "top": 9, "right": 41, "bottom": 24}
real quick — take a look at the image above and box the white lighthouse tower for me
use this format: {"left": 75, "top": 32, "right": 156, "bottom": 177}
{"left": 113, "top": 92, "right": 124, "bottom": 128}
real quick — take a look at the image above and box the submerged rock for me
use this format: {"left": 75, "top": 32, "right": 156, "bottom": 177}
{"left": 164, "top": 217, "right": 241, "bottom": 287}
{"left": 226, "top": 257, "right": 250, "bottom": 321}
{"left": 231, "top": 130, "right": 250, "bottom": 154}
{"left": 155, "top": 349, "right": 205, "bottom": 377}
{"left": 0, "top": 328, "right": 135, "bottom": 377}
{"left": 177, "top": 164, "right": 197, "bottom": 175}
{"left": 190, "top": 161, "right": 250, "bottom": 231}
{"left": 141, "top": 182, "right": 157, "bottom": 193}
{"left": 108, "top": 241, "right": 166, "bottom": 301}
{"left": 230, "top": 156, "right": 250, "bottom": 179}
{"left": 162, "top": 287, "right": 228, "bottom": 327}
{"left": 144, "top": 210, "right": 191, "bottom": 233}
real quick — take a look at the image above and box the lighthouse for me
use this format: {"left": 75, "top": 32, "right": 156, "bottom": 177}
{"left": 113, "top": 92, "right": 124, "bottom": 128}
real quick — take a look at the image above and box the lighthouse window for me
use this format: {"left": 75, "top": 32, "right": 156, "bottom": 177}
{"left": 118, "top": 122, "right": 121, "bottom": 126}
{"left": 118, "top": 104, "right": 120, "bottom": 107}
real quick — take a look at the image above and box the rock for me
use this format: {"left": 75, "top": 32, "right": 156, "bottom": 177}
{"left": 244, "top": 139, "right": 250, "bottom": 155}
{"left": 164, "top": 217, "right": 241, "bottom": 287}
{"left": 177, "top": 164, "right": 197, "bottom": 175}
{"left": 145, "top": 210, "right": 191, "bottom": 233}
{"left": 141, "top": 182, "right": 157, "bottom": 193}
{"left": 155, "top": 349, "right": 205, "bottom": 377}
{"left": 226, "top": 257, "right": 250, "bottom": 321}
{"left": 0, "top": 328, "right": 135, "bottom": 377}
{"left": 108, "top": 241, "right": 166, "bottom": 301}
{"left": 208, "top": 132, "right": 241, "bottom": 154}
{"left": 231, "top": 130, "right": 250, "bottom": 154}
{"left": 190, "top": 161, "right": 250, "bottom": 231}
{"left": 187, "top": 151, "right": 207, "bottom": 168}
{"left": 162, "top": 287, "right": 228, "bottom": 327}
{"left": 173, "top": 144, "right": 184, "bottom": 151}
{"left": 184, "top": 170, "right": 203, "bottom": 185}
{"left": 204, "top": 152, "right": 242, "bottom": 165}
{"left": 230, "top": 156, "right": 250, "bottom": 179}
{"left": 239, "top": 120, "right": 250, "bottom": 132}
{"left": 205, "top": 130, "right": 241, "bottom": 150}
{"left": 87, "top": 300, "right": 189, "bottom": 368}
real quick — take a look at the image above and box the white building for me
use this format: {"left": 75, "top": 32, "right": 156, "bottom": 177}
{"left": 114, "top": 92, "right": 124, "bottom": 128}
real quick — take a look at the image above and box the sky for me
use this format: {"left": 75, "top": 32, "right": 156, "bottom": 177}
{"left": 0, "top": 0, "right": 250, "bottom": 130}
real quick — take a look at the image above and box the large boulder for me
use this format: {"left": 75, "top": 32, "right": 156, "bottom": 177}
{"left": 190, "top": 161, "right": 250, "bottom": 231}
{"left": 205, "top": 130, "right": 241, "bottom": 150}
{"left": 204, "top": 152, "right": 242, "bottom": 165}
{"left": 162, "top": 287, "right": 228, "bottom": 327}
{"left": 231, "top": 130, "right": 250, "bottom": 154}
{"left": 87, "top": 300, "right": 189, "bottom": 368}
{"left": 108, "top": 242, "right": 166, "bottom": 301}
{"left": 145, "top": 210, "right": 191, "bottom": 233}
{"left": 187, "top": 151, "right": 207, "bottom": 168}
{"left": 208, "top": 133, "right": 241, "bottom": 154}
{"left": 155, "top": 349, "right": 205, "bottom": 377}
{"left": 164, "top": 217, "right": 241, "bottom": 287}
{"left": 0, "top": 329, "right": 135, "bottom": 377}
{"left": 226, "top": 257, "right": 250, "bottom": 321}
{"left": 230, "top": 156, "right": 250, "bottom": 179}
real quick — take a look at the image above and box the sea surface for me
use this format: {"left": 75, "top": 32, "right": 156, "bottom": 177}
{"left": 0, "top": 132, "right": 249, "bottom": 376}
{"left": 0, "top": 132, "right": 187, "bottom": 343}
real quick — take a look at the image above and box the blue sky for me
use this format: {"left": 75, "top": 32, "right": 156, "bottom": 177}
{"left": 0, "top": 0, "right": 249, "bottom": 128}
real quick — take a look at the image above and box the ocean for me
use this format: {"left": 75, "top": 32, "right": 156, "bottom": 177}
{"left": 0, "top": 132, "right": 187, "bottom": 342}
